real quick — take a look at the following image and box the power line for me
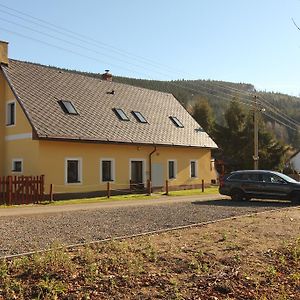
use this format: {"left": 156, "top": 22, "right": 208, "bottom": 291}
{"left": 1, "top": 4, "right": 299, "bottom": 133}
{"left": 258, "top": 95, "right": 300, "bottom": 126}
{"left": 0, "top": 4, "right": 183, "bottom": 74}
{"left": 0, "top": 16, "right": 177, "bottom": 79}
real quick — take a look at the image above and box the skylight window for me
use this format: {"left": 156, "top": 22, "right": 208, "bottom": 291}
{"left": 169, "top": 116, "right": 184, "bottom": 128}
{"left": 132, "top": 111, "right": 147, "bottom": 123}
{"left": 58, "top": 100, "right": 78, "bottom": 115}
{"left": 113, "top": 108, "right": 129, "bottom": 121}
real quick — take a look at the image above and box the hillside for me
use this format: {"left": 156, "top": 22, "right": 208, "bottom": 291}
{"left": 113, "top": 76, "right": 300, "bottom": 148}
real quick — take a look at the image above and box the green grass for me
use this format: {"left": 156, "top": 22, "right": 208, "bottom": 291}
{"left": 0, "top": 186, "right": 219, "bottom": 208}
{"left": 167, "top": 186, "right": 219, "bottom": 196}
{"left": 46, "top": 186, "right": 219, "bottom": 206}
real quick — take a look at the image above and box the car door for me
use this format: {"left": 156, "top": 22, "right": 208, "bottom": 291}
{"left": 261, "top": 173, "right": 290, "bottom": 199}
{"left": 242, "top": 172, "right": 263, "bottom": 196}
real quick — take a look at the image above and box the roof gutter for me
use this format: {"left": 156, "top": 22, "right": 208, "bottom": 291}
{"left": 149, "top": 146, "right": 157, "bottom": 182}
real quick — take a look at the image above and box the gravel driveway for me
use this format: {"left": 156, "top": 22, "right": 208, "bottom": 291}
{"left": 0, "top": 196, "right": 295, "bottom": 257}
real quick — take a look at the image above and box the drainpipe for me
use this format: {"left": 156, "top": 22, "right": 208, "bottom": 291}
{"left": 149, "top": 146, "right": 157, "bottom": 181}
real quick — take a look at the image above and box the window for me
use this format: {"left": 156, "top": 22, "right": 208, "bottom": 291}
{"left": 262, "top": 173, "right": 286, "bottom": 184}
{"left": 101, "top": 159, "right": 115, "bottom": 182}
{"left": 190, "top": 160, "right": 197, "bottom": 178}
{"left": 65, "top": 158, "right": 82, "bottom": 184}
{"left": 169, "top": 116, "right": 184, "bottom": 128}
{"left": 248, "top": 173, "right": 261, "bottom": 182}
{"left": 113, "top": 108, "right": 129, "bottom": 121}
{"left": 168, "top": 160, "right": 177, "bottom": 179}
{"left": 6, "top": 101, "right": 16, "bottom": 126}
{"left": 12, "top": 159, "right": 22, "bottom": 173}
{"left": 132, "top": 111, "right": 147, "bottom": 123}
{"left": 58, "top": 100, "right": 78, "bottom": 115}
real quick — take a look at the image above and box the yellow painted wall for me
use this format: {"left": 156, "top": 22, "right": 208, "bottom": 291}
{"left": 38, "top": 140, "right": 214, "bottom": 194}
{"left": 0, "top": 72, "right": 36, "bottom": 176}
{"left": 5, "top": 139, "right": 39, "bottom": 175}
{"left": 0, "top": 71, "right": 5, "bottom": 175}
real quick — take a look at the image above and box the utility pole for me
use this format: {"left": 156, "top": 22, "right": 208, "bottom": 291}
{"left": 253, "top": 95, "right": 259, "bottom": 170}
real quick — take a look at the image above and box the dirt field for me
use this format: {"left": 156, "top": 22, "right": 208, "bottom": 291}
{"left": 0, "top": 206, "right": 299, "bottom": 299}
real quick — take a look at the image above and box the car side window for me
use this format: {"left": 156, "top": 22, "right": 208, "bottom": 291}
{"left": 248, "top": 173, "right": 260, "bottom": 182}
{"left": 262, "top": 174, "right": 286, "bottom": 184}
{"left": 262, "top": 174, "right": 272, "bottom": 183}
{"left": 271, "top": 175, "right": 286, "bottom": 184}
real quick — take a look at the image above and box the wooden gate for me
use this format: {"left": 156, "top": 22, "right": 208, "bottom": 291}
{"left": 0, "top": 175, "right": 44, "bottom": 205}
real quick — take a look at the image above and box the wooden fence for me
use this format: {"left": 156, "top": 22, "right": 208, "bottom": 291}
{"left": 0, "top": 175, "right": 44, "bottom": 205}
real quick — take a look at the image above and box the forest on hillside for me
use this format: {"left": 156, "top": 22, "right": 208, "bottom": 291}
{"left": 113, "top": 76, "right": 300, "bottom": 149}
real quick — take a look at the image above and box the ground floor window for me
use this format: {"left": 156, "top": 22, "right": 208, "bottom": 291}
{"left": 12, "top": 159, "right": 23, "bottom": 173}
{"left": 190, "top": 160, "right": 198, "bottom": 178}
{"left": 101, "top": 159, "right": 115, "bottom": 182}
{"left": 66, "top": 158, "right": 82, "bottom": 184}
{"left": 168, "top": 160, "right": 177, "bottom": 179}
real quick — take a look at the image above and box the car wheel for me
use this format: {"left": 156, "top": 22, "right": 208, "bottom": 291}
{"left": 290, "top": 192, "right": 300, "bottom": 204}
{"left": 231, "top": 189, "right": 244, "bottom": 201}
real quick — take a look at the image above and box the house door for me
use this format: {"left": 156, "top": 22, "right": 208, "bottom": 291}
{"left": 131, "top": 160, "right": 143, "bottom": 184}
{"left": 152, "top": 163, "right": 164, "bottom": 187}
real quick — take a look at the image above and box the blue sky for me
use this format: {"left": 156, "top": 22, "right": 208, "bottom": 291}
{"left": 1, "top": 0, "right": 300, "bottom": 96}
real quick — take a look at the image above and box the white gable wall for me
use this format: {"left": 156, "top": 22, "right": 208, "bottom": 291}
{"left": 290, "top": 152, "right": 300, "bottom": 173}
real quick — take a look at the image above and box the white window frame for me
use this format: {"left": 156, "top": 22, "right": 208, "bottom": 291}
{"left": 129, "top": 158, "right": 146, "bottom": 184}
{"left": 65, "top": 157, "right": 82, "bottom": 185}
{"left": 190, "top": 160, "right": 198, "bottom": 178}
{"left": 100, "top": 158, "right": 115, "bottom": 183}
{"left": 6, "top": 100, "right": 16, "bottom": 127}
{"left": 11, "top": 158, "right": 23, "bottom": 173}
{"left": 167, "top": 159, "right": 177, "bottom": 180}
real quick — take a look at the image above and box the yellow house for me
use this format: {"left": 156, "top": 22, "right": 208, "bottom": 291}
{"left": 0, "top": 41, "right": 217, "bottom": 198}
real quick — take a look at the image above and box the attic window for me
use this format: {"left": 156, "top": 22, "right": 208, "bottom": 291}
{"left": 132, "top": 111, "right": 147, "bottom": 123}
{"left": 113, "top": 108, "right": 129, "bottom": 121}
{"left": 169, "top": 116, "right": 184, "bottom": 128}
{"left": 58, "top": 100, "right": 78, "bottom": 115}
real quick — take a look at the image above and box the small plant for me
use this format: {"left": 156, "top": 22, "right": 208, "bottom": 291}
{"left": 35, "top": 277, "right": 66, "bottom": 299}
{"left": 289, "top": 272, "right": 300, "bottom": 283}
{"left": 168, "top": 278, "right": 183, "bottom": 300}
{"left": 143, "top": 241, "right": 157, "bottom": 262}
{"left": 220, "top": 231, "right": 228, "bottom": 242}
{"left": 0, "top": 259, "right": 8, "bottom": 279}
{"left": 266, "top": 265, "right": 277, "bottom": 282}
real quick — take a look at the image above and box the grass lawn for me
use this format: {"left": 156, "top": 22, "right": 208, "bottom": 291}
{"left": 46, "top": 186, "right": 219, "bottom": 206}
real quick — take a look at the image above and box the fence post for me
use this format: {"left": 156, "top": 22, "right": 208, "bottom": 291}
{"left": 49, "top": 184, "right": 53, "bottom": 202}
{"left": 40, "top": 175, "right": 45, "bottom": 202}
{"left": 165, "top": 180, "right": 169, "bottom": 196}
{"left": 107, "top": 181, "right": 111, "bottom": 198}
{"left": 8, "top": 176, "right": 12, "bottom": 206}
{"left": 201, "top": 179, "right": 205, "bottom": 192}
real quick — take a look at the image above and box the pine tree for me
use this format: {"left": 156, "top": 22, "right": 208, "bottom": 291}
{"left": 192, "top": 97, "right": 214, "bottom": 134}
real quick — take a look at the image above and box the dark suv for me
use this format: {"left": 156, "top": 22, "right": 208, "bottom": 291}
{"left": 219, "top": 170, "right": 300, "bottom": 203}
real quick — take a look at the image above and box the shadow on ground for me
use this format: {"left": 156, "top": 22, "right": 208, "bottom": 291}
{"left": 192, "top": 198, "right": 298, "bottom": 208}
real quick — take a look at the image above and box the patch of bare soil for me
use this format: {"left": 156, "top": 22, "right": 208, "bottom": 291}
{"left": 0, "top": 206, "right": 299, "bottom": 299}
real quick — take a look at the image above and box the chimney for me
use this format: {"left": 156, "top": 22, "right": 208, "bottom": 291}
{"left": 101, "top": 69, "right": 112, "bottom": 81}
{"left": 0, "top": 41, "right": 8, "bottom": 65}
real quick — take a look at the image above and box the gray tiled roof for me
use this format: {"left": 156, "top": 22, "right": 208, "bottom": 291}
{"left": 1, "top": 59, "right": 217, "bottom": 148}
